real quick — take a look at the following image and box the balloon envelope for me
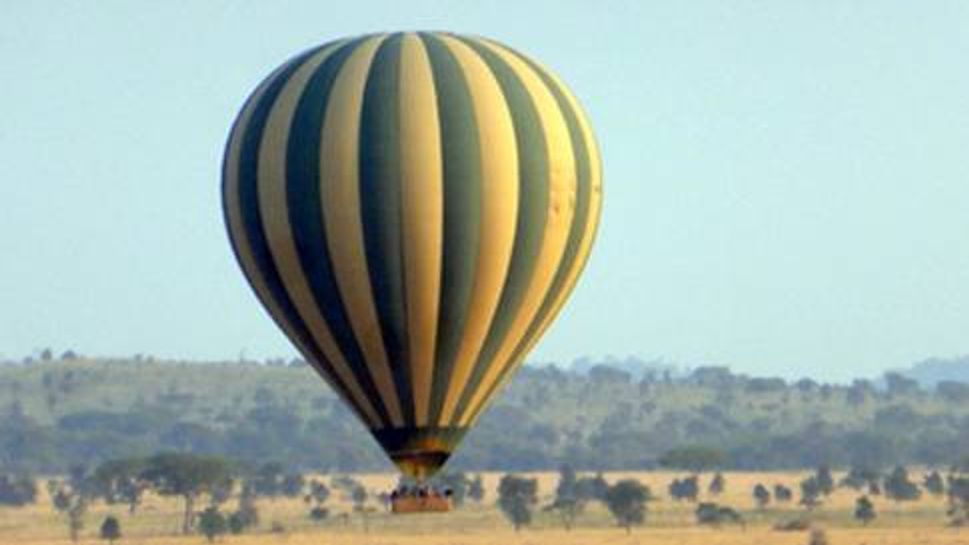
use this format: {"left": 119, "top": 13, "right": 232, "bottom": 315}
{"left": 223, "top": 31, "right": 601, "bottom": 479}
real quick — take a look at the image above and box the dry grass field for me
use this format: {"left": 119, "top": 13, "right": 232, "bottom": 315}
{"left": 1, "top": 471, "right": 966, "bottom": 545}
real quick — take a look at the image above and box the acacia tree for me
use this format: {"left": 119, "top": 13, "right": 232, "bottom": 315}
{"left": 816, "top": 466, "right": 834, "bottom": 496}
{"left": 498, "top": 474, "right": 538, "bottom": 531}
{"left": 100, "top": 515, "right": 121, "bottom": 544}
{"left": 709, "top": 472, "right": 726, "bottom": 495}
{"left": 50, "top": 480, "right": 88, "bottom": 542}
{"left": 305, "top": 479, "right": 329, "bottom": 521}
{"left": 753, "top": 483, "right": 771, "bottom": 509}
{"left": 669, "top": 476, "right": 699, "bottom": 502}
{"left": 773, "top": 483, "right": 793, "bottom": 502}
{"left": 799, "top": 477, "right": 822, "bottom": 510}
{"left": 139, "top": 453, "right": 232, "bottom": 535}
{"left": 854, "top": 496, "right": 876, "bottom": 526}
{"left": 947, "top": 474, "right": 969, "bottom": 526}
{"left": 92, "top": 458, "right": 148, "bottom": 514}
{"left": 884, "top": 466, "right": 921, "bottom": 502}
{"left": 197, "top": 506, "right": 226, "bottom": 543}
{"left": 924, "top": 471, "right": 945, "bottom": 496}
{"left": 604, "top": 479, "right": 650, "bottom": 534}
{"left": 548, "top": 465, "right": 583, "bottom": 531}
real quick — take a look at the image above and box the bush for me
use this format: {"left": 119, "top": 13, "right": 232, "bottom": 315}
{"left": 498, "top": 474, "right": 538, "bottom": 531}
{"left": 774, "top": 518, "right": 812, "bottom": 531}
{"left": 197, "top": 507, "right": 226, "bottom": 543}
{"left": 604, "top": 479, "right": 650, "bottom": 533}
{"left": 696, "top": 502, "right": 742, "bottom": 526}
{"left": 309, "top": 506, "right": 329, "bottom": 521}
{"left": 99, "top": 515, "right": 121, "bottom": 544}
{"left": 0, "top": 474, "right": 37, "bottom": 506}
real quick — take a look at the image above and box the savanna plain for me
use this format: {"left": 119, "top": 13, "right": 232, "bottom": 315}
{"left": 2, "top": 471, "right": 966, "bottom": 545}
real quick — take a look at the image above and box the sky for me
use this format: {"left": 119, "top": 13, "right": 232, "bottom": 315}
{"left": 2, "top": 1, "right": 968, "bottom": 382}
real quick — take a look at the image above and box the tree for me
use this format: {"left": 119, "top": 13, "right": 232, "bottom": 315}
{"left": 555, "top": 465, "right": 578, "bottom": 501}
{"left": 305, "top": 478, "right": 329, "bottom": 521}
{"left": 0, "top": 473, "right": 37, "bottom": 506}
{"left": 231, "top": 483, "right": 259, "bottom": 532}
{"left": 708, "top": 472, "right": 725, "bottom": 495}
{"left": 773, "top": 483, "right": 793, "bottom": 503}
{"left": 816, "top": 466, "right": 834, "bottom": 496}
{"left": 227, "top": 512, "right": 247, "bottom": 535}
{"left": 100, "top": 515, "right": 121, "bottom": 544}
{"left": 497, "top": 474, "right": 538, "bottom": 531}
{"left": 753, "top": 483, "right": 771, "bottom": 509}
{"left": 799, "top": 477, "right": 822, "bottom": 510}
{"left": 924, "top": 471, "right": 945, "bottom": 496}
{"left": 575, "top": 472, "right": 609, "bottom": 502}
{"left": 432, "top": 471, "right": 470, "bottom": 507}
{"left": 883, "top": 466, "right": 921, "bottom": 502}
{"left": 884, "top": 372, "right": 920, "bottom": 398}
{"left": 658, "top": 446, "right": 725, "bottom": 473}
{"left": 250, "top": 462, "right": 284, "bottom": 497}
{"left": 281, "top": 473, "right": 304, "bottom": 498}
{"left": 696, "top": 502, "right": 742, "bottom": 527}
{"left": 548, "top": 465, "right": 584, "bottom": 531}
{"left": 139, "top": 453, "right": 232, "bottom": 534}
{"left": 468, "top": 474, "right": 485, "bottom": 503}
{"left": 603, "top": 479, "right": 650, "bottom": 533}
{"left": 854, "top": 495, "right": 876, "bottom": 526}
{"left": 351, "top": 484, "right": 368, "bottom": 511}
{"left": 948, "top": 474, "right": 969, "bottom": 526}
{"left": 50, "top": 481, "right": 88, "bottom": 542}
{"left": 197, "top": 506, "right": 226, "bottom": 543}
{"left": 840, "top": 466, "right": 881, "bottom": 491}
{"left": 668, "top": 476, "right": 699, "bottom": 502}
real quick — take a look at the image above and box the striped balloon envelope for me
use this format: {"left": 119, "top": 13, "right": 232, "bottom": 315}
{"left": 222, "top": 31, "right": 601, "bottom": 480}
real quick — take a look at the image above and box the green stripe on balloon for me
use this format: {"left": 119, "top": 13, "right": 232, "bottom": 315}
{"left": 419, "top": 33, "right": 485, "bottom": 426}
{"left": 466, "top": 46, "right": 595, "bottom": 424}
{"left": 448, "top": 37, "right": 550, "bottom": 426}
{"left": 285, "top": 38, "right": 394, "bottom": 428}
{"left": 358, "top": 33, "right": 416, "bottom": 426}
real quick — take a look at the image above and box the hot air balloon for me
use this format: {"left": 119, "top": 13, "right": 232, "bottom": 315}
{"left": 222, "top": 31, "right": 601, "bottom": 483}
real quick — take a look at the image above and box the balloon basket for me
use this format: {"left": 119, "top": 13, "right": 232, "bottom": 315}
{"left": 390, "top": 494, "right": 452, "bottom": 514}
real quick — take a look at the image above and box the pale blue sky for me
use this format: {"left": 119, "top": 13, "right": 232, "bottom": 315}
{"left": 2, "top": 2, "right": 967, "bottom": 381}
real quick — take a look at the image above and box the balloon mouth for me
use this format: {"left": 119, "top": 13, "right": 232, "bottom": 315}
{"left": 372, "top": 426, "right": 468, "bottom": 481}
{"left": 390, "top": 450, "right": 452, "bottom": 481}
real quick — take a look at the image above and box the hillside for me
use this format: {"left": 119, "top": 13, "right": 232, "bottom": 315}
{"left": 1, "top": 357, "right": 968, "bottom": 473}
{"left": 901, "top": 355, "right": 969, "bottom": 386}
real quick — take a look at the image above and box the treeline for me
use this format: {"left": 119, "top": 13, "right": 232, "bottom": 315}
{"left": 4, "top": 454, "right": 969, "bottom": 542}
{"left": 0, "top": 452, "right": 446, "bottom": 541}
{"left": 500, "top": 463, "right": 969, "bottom": 532}
{"left": 1, "top": 358, "right": 968, "bottom": 473}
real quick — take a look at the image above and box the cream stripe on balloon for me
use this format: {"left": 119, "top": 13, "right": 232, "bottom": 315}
{"left": 397, "top": 33, "right": 444, "bottom": 427}
{"left": 256, "top": 42, "right": 383, "bottom": 429}
{"left": 434, "top": 34, "right": 519, "bottom": 426}
{"left": 319, "top": 35, "right": 406, "bottom": 428}
{"left": 457, "top": 40, "right": 578, "bottom": 426}
{"left": 464, "top": 65, "right": 603, "bottom": 428}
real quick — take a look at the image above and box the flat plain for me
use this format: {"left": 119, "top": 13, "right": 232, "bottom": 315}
{"left": 2, "top": 471, "right": 967, "bottom": 545}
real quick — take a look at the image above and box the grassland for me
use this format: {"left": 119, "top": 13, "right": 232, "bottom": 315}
{"left": 2, "top": 471, "right": 966, "bottom": 545}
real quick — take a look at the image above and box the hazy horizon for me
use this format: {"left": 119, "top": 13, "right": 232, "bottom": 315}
{"left": 3, "top": 2, "right": 968, "bottom": 384}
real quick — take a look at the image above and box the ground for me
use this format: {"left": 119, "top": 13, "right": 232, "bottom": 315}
{"left": 1, "top": 471, "right": 966, "bottom": 544}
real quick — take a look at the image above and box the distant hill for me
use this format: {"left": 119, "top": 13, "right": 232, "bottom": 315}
{"left": 566, "top": 355, "right": 683, "bottom": 380}
{"left": 900, "top": 356, "right": 969, "bottom": 387}
{"left": 2, "top": 356, "right": 968, "bottom": 474}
